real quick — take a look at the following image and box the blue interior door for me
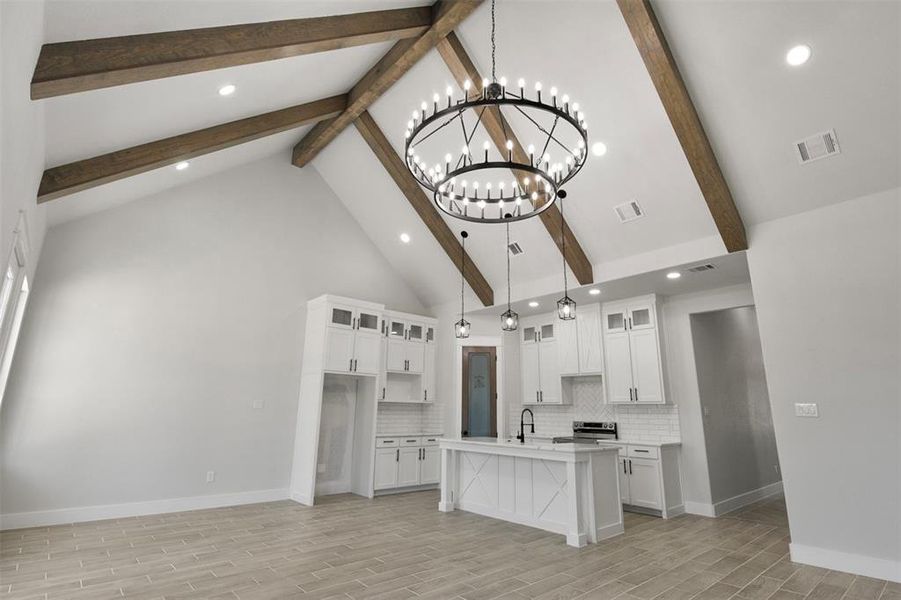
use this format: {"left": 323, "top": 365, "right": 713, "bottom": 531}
{"left": 463, "top": 347, "right": 497, "bottom": 437}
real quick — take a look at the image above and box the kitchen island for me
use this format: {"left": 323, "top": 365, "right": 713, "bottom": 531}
{"left": 438, "top": 438, "right": 623, "bottom": 547}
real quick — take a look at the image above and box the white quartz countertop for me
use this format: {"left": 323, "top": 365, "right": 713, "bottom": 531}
{"left": 375, "top": 432, "right": 443, "bottom": 437}
{"left": 440, "top": 437, "right": 619, "bottom": 454}
{"left": 596, "top": 440, "right": 682, "bottom": 448}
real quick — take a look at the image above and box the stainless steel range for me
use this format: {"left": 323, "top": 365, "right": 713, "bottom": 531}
{"left": 552, "top": 421, "right": 618, "bottom": 444}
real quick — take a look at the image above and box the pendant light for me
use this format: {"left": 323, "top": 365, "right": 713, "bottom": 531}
{"left": 556, "top": 190, "right": 576, "bottom": 320}
{"left": 501, "top": 214, "right": 519, "bottom": 331}
{"left": 455, "top": 231, "right": 471, "bottom": 338}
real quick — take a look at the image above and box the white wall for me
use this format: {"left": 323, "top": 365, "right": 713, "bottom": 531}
{"left": 691, "top": 306, "right": 781, "bottom": 505}
{"left": 661, "top": 283, "right": 756, "bottom": 512}
{"left": 0, "top": 156, "right": 425, "bottom": 523}
{"left": 747, "top": 187, "right": 900, "bottom": 581}
{"left": 0, "top": 0, "right": 47, "bottom": 281}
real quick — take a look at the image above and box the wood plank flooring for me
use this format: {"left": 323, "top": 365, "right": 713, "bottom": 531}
{"left": 1, "top": 492, "right": 896, "bottom": 600}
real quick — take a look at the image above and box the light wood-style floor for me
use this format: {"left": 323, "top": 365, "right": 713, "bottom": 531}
{"left": 1, "top": 492, "right": 896, "bottom": 600}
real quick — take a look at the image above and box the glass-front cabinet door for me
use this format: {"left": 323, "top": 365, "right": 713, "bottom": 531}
{"left": 329, "top": 306, "right": 354, "bottom": 329}
{"left": 389, "top": 319, "right": 406, "bottom": 339}
{"left": 522, "top": 325, "right": 538, "bottom": 344}
{"left": 628, "top": 301, "right": 656, "bottom": 330}
{"left": 357, "top": 310, "right": 380, "bottom": 335}
{"left": 407, "top": 323, "right": 424, "bottom": 342}
{"left": 540, "top": 323, "right": 555, "bottom": 342}
{"left": 604, "top": 309, "right": 627, "bottom": 334}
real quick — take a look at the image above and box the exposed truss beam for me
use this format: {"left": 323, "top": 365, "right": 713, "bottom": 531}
{"left": 31, "top": 7, "right": 434, "bottom": 99}
{"left": 355, "top": 111, "right": 494, "bottom": 307}
{"left": 292, "top": 0, "right": 483, "bottom": 168}
{"left": 436, "top": 32, "right": 594, "bottom": 285}
{"left": 38, "top": 95, "right": 347, "bottom": 203}
{"left": 617, "top": 0, "right": 747, "bottom": 252}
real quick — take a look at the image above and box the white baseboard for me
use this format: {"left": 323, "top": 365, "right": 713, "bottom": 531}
{"left": 790, "top": 543, "right": 901, "bottom": 584}
{"left": 714, "top": 481, "right": 783, "bottom": 516}
{"left": 1, "top": 488, "right": 289, "bottom": 531}
{"left": 684, "top": 501, "right": 716, "bottom": 517}
{"left": 290, "top": 491, "right": 313, "bottom": 506}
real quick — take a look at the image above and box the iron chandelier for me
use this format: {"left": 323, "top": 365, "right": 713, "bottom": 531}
{"left": 402, "top": 0, "right": 589, "bottom": 224}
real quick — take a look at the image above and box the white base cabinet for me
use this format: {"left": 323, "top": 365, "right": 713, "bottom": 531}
{"left": 374, "top": 436, "right": 440, "bottom": 491}
{"left": 602, "top": 443, "right": 684, "bottom": 518}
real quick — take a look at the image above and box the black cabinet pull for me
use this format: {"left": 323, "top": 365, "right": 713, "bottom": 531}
{"left": 623, "top": 460, "right": 627, "bottom": 474}
{"left": 634, "top": 388, "right": 638, "bottom": 401}
{"left": 635, "top": 449, "right": 649, "bottom": 453}
{"left": 381, "top": 387, "right": 386, "bottom": 400}
{"left": 396, "top": 449, "right": 399, "bottom": 462}
{"left": 629, "top": 460, "right": 632, "bottom": 474}
{"left": 629, "top": 388, "right": 633, "bottom": 401}
{"left": 349, "top": 359, "right": 353, "bottom": 371}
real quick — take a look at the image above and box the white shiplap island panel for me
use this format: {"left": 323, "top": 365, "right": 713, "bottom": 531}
{"left": 438, "top": 439, "right": 624, "bottom": 547}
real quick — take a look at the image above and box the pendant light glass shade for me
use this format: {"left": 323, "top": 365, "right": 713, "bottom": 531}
{"left": 456, "top": 231, "right": 470, "bottom": 339}
{"left": 501, "top": 309, "right": 519, "bottom": 331}
{"left": 455, "top": 318, "right": 471, "bottom": 338}
{"left": 556, "top": 190, "right": 576, "bottom": 320}
{"left": 557, "top": 296, "right": 576, "bottom": 320}
{"left": 500, "top": 216, "right": 519, "bottom": 331}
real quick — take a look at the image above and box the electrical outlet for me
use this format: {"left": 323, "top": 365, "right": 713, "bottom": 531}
{"left": 794, "top": 403, "right": 819, "bottom": 418}
{"left": 206, "top": 470, "right": 215, "bottom": 483}
{"left": 252, "top": 400, "right": 265, "bottom": 410}
{"left": 774, "top": 464, "right": 780, "bottom": 474}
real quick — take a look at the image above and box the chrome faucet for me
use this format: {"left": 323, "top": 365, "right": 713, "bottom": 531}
{"left": 517, "top": 408, "right": 535, "bottom": 444}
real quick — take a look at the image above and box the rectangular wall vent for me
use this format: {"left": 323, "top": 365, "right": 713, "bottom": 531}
{"left": 687, "top": 263, "right": 716, "bottom": 273}
{"left": 795, "top": 129, "right": 840, "bottom": 164}
{"left": 614, "top": 200, "right": 644, "bottom": 223}
{"left": 508, "top": 241, "right": 524, "bottom": 256}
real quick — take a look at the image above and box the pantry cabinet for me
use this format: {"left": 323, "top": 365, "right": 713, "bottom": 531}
{"left": 603, "top": 295, "right": 666, "bottom": 404}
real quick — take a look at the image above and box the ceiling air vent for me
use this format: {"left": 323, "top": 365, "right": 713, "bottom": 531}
{"left": 614, "top": 200, "right": 644, "bottom": 223}
{"left": 795, "top": 129, "right": 840, "bottom": 164}
{"left": 507, "top": 241, "right": 524, "bottom": 256}
{"left": 687, "top": 263, "right": 716, "bottom": 273}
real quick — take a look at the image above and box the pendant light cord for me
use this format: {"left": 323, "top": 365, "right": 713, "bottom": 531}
{"left": 490, "top": 0, "right": 497, "bottom": 82}
{"left": 561, "top": 195, "right": 567, "bottom": 295}
{"left": 460, "top": 233, "right": 466, "bottom": 319}
{"left": 506, "top": 221, "right": 511, "bottom": 310}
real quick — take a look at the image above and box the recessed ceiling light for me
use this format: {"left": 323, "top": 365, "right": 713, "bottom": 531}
{"left": 588, "top": 288, "right": 601, "bottom": 295}
{"left": 218, "top": 84, "right": 236, "bottom": 96}
{"left": 786, "top": 45, "right": 811, "bottom": 66}
{"left": 399, "top": 233, "right": 411, "bottom": 244}
{"left": 175, "top": 161, "right": 190, "bottom": 171}
{"left": 528, "top": 301, "right": 539, "bottom": 308}
{"left": 666, "top": 271, "right": 681, "bottom": 280}
{"left": 591, "top": 142, "right": 607, "bottom": 157}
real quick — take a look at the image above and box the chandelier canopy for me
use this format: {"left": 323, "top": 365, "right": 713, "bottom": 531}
{"left": 402, "top": 1, "right": 589, "bottom": 224}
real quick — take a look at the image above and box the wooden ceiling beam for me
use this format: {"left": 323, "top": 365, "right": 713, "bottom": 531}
{"left": 355, "top": 111, "right": 494, "bottom": 307}
{"left": 617, "top": 0, "right": 747, "bottom": 252}
{"left": 436, "top": 32, "right": 595, "bottom": 286}
{"left": 38, "top": 94, "right": 347, "bottom": 203}
{"left": 31, "top": 6, "right": 434, "bottom": 99}
{"left": 292, "top": 0, "right": 482, "bottom": 168}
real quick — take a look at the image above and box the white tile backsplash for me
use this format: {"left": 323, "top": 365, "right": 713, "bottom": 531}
{"left": 507, "top": 377, "right": 681, "bottom": 443}
{"left": 376, "top": 402, "right": 443, "bottom": 435}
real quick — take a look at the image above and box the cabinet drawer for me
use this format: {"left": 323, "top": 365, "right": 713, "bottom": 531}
{"left": 598, "top": 443, "right": 628, "bottom": 457}
{"left": 628, "top": 445, "right": 659, "bottom": 459}
{"left": 376, "top": 437, "right": 401, "bottom": 448}
{"left": 421, "top": 436, "right": 440, "bottom": 446}
{"left": 400, "top": 436, "right": 423, "bottom": 447}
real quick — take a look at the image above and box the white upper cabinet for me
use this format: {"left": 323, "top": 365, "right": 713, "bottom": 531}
{"left": 324, "top": 302, "right": 383, "bottom": 374}
{"left": 577, "top": 305, "right": 604, "bottom": 374}
{"left": 521, "top": 315, "right": 566, "bottom": 405}
{"left": 602, "top": 295, "right": 666, "bottom": 404}
{"left": 381, "top": 310, "right": 437, "bottom": 403}
{"left": 558, "top": 319, "right": 580, "bottom": 376}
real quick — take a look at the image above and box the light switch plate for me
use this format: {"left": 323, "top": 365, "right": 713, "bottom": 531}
{"left": 794, "top": 403, "right": 819, "bottom": 417}
{"left": 252, "top": 400, "right": 265, "bottom": 410}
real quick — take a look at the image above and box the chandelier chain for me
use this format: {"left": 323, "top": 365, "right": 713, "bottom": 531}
{"left": 460, "top": 233, "right": 466, "bottom": 317}
{"left": 490, "top": 0, "right": 497, "bottom": 82}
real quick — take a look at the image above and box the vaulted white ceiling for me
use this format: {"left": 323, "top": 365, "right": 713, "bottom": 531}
{"left": 38, "top": 0, "right": 900, "bottom": 309}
